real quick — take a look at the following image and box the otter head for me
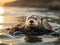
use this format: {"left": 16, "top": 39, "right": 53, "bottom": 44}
{"left": 25, "top": 15, "right": 42, "bottom": 28}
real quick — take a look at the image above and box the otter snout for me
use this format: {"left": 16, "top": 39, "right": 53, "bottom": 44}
{"left": 29, "top": 20, "right": 34, "bottom": 23}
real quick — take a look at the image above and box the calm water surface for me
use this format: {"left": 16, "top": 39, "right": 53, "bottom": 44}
{"left": 0, "top": 7, "right": 60, "bottom": 45}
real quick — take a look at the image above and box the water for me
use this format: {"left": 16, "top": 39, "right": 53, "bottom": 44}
{"left": 0, "top": 7, "right": 60, "bottom": 45}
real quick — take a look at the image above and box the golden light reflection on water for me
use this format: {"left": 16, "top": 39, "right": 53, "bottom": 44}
{"left": 0, "top": 7, "right": 5, "bottom": 14}
{"left": 0, "top": 16, "right": 4, "bottom": 29}
{"left": 0, "top": 0, "right": 16, "bottom": 6}
{"left": 0, "top": 16, "right": 21, "bottom": 29}
{"left": 0, "top": 16, "right": 19, "bottom": 30}
{"left": 0, "top": 16, "right": 4, "bottom": 23}
{"left": 0, "top": 25, "right": 3, "bottom": 29}
{"left": 0, "top": 16, "right": 20, "bottom": 23}
{"left": 0, "top": 40, "right": 2, "bottom": 43}
{"left": 3, "top": 16, "right": 19, "bottom": 23}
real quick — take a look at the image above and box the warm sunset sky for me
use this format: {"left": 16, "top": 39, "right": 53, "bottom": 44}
{"left": 0, "top": 0, "right": 16, "bottom": 6}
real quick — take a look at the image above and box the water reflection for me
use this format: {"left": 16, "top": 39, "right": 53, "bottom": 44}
{"left": 0, "top": 16, "right": 4, "bottom": 30}
{"left": 0, "top": 16, "right": 4, "bottom": 23}
{"left": 0, "top": 7, "right": 60, "bottom": 45}
{"left": 0, "top": 25, "right": 3, "bottom": 30}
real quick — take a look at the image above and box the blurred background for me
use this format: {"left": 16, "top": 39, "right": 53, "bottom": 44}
{"left": 0, "top": 0, "right": 60, "bottom": 10}
{"left": 0, "top": 0, "right": 60, "bottom": 45}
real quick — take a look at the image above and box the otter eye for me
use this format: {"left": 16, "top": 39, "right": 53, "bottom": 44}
{"left": 35, "top": 18, "right": 37, "bottom": 20}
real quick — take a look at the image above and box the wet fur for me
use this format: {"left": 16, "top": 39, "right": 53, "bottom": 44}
{"left": 6, "top": 15, "right": 60, "bottom": 37}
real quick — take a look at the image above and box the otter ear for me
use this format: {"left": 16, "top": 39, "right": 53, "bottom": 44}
{"left": 42, "top": 19, "right": 52, "bottom": 30}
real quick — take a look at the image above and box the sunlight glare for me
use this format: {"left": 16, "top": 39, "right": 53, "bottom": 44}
{"left": 0, "top": 7, "right": 5, "bottom": 14}
{"left": 0, "top": 16, "right": 4, "bottom": 23}
{"left": 0, "top": 25, "right": 3, "bottom": 29}
{"left": 0, "top": 16, "right": 3, "bottom": 29}
{"left": 0, "top": 40, "right": 2, "bottom": 43}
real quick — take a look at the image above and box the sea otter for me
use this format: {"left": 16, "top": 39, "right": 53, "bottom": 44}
{"left": 5, "top": 15, "right": 60, "bottom": 37}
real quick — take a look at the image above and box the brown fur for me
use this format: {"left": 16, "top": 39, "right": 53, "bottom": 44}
{"left": 6, "top": 15, "right": 52, "bottom": 31}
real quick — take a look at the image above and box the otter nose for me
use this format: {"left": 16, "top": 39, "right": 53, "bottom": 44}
{"left": 30, "top": 20, "right": 34, "bottom": 23}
